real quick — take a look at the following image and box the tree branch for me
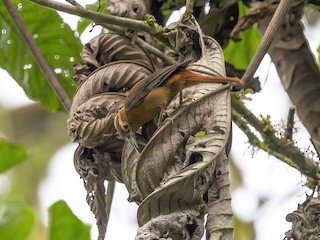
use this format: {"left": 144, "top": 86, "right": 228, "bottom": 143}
{"left": 65, "top": 0, "right": 83, "bottom": 8}
{"left": 231, "top": 94, "right": 319, "bottom": 184}
{"left": 3, "top": 0, "right": 71, "bottom": 111}
{"left": 241, "top": 0, "right": 295, "bottom": 85}
{"left": 29, "top": 0, "right": 169, "bottom": 45}
{"left": 185, "top": 0, "right": 194, "bottom": 16}
{"left": 285, "top": 106, "right": 295, "bottom": 141}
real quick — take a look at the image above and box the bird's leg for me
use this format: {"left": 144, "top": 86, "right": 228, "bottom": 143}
{"left": 157, "top": 109, "right": 175, "bottom": 127}
{"left": 157, "top": 109, "right": 164, "bottom": 127}
{"left": 179, "top": 89, "right": 193, "bottom": 105}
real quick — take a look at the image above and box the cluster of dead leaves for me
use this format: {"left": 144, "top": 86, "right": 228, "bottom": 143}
{"left": 67, "top": 1, "right": 233, "bottom": 239}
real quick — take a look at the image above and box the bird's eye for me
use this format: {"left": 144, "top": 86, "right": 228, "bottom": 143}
{"left": 121, "top": 123, "right": 129, "bottom": 133}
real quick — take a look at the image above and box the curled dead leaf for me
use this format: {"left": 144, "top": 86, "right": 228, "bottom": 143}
{"left": 73, "top": 33, "right": 155, "bottom": 83}
{"left": 106, "top": 0, "right": 147, "bottom": 20}
{"left": 121, "top": 83, "right": 231, "bottom": 226}
{"left": 68, "top": 93, "right": 125, "bottom": 148}
{"left": 81, "top": 33, "right": 154, "bottom": 70}
{"left": 70, "top": 61, "right": 152, "bottom": 114}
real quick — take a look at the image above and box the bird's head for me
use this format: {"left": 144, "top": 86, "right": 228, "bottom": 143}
{"left": 114, "top": 107, "right": 139, "bottom": 152}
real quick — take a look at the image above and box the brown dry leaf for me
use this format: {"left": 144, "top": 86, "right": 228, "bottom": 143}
{"left": 120, "top": 16, "right": 233, "bottom": 239}
{"left": 73, "top": 33, "right": 155, "bottom": 83}
{"left": 229, "top": 2, "right": 276, "bottom": 40}
{"left": 285, "top": 196, "right": 320, "bottom": 239}
{"left": 186, "top": 35, "right": 226, "bottom": 77}
{"left": 130, "top": 83, "right": 231, "bottom": 239}
{"left": 81, "top": 33, "right": 154, "bottom": 70}
{"left": 106, "top": 0, "right": 147, "bottom": 20}
{"left": 73, "top": 146, "right": 119, "bottom": 240}
{"left": 68, "top": 93, "right": 125, "bottom": 148}
{"left": 197, "top": 1, "right": 238, "bottom": 47}
{"left": 70, "top": 61, "right": 152, "bottom": 114}
{"left": 121, "top": 134, "right": 147, "bottom": 202}
{"left": 121, "top": 82, "right": 232, "bottom": 239}
{"left": 136, "top": 83, "right": 231, "bottom": 214}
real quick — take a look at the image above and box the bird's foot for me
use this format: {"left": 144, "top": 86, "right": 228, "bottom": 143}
{"left": 180, "top": 97, "right": 193, "bottom": 105}
{"left": 164, "top": 117, "right": 174, "bottom": 125}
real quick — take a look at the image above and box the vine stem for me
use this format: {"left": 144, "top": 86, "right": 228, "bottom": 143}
{"left": 241, "top": 0, "right": 294, "bottom": 85}
{"left": 3, "top": 0, "right": 71, "bottom": 111}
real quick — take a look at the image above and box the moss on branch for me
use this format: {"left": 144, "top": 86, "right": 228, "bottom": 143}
{"left": 231, "top": 94, "right": 319, "bottom": 186}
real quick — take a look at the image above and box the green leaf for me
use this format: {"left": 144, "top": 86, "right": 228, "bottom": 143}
{"left": 0, "top": 138, "right": 29, "bottom": 173}
{"left": 0, "top": 0, "right": 83, "bottom": 110}
{"left": 85, "top": 1, "right": 106, "bottom": 13}
{"left": 76, "top": 18, "right": 92, "bottom": 36}
{"left": 223, "top": 2, "right": 261, "bottom": 70}
{"left": 0, "top": 200, "right": 35, "bottom": 240}
{"left": 195, "top": 131, "right": 206, "bottom": 137}
{"left": 48, "top": 200, "right": 90, "bottom": 240}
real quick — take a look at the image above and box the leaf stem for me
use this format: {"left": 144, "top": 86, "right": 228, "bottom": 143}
{"left": 3, "top": 0, "right": 71, "bottom": 111}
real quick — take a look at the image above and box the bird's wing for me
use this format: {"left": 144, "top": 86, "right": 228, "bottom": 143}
{"left": 124, "top": 59, "right": 191, "bottom": 110}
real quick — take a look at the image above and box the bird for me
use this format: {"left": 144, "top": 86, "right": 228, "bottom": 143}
{"left": 114, "top": 60, "right": 242, "bottom": 151}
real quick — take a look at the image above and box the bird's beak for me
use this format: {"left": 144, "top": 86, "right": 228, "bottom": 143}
{"left": 127, "top": 132, "right": 140, "bottom": 153}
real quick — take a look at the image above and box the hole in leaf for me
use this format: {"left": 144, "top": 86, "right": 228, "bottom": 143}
{"left": 203, "top": 191, "right": 208, "bottom": 203}
{"left": 179, "top": 131, "right": 185, "bottom": 137}
{"left": 189, "top": 152, "right": 203, "bottom": 165}
{"left": 186, "top": 221, "right": 197, "bottom": 236}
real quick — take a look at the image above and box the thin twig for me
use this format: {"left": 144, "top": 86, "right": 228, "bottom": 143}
{"left": 241, "top": 0, "right": 294, "bottom": 85}
{"left": 30, "top": 0, "right": 148, "bottom": 30}
{"left": 100, "top": 23, "right": 176, "bottom": 65}
{"left": 285, "top": 106, "right": 295, "bottom": 141}
{"left": 310, "top": 138, "right": 320, "bottom": 160}
{"left": 3, "top": 0, "right": 71, "bottom": 111}
{"left": 30, "top": 0, "right": 169, "bottom": 45}
{"left": 65, "top": 0, "right": 82, "bottom": 7}
{"left": 135, "top": 37, "right": 176, "bottom": 65}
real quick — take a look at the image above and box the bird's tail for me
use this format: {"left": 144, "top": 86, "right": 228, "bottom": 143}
{"left": 177, "top": 70, "right": 242, "bottom": 85}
